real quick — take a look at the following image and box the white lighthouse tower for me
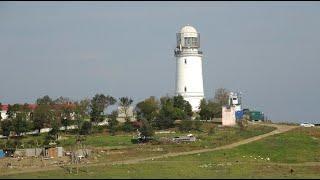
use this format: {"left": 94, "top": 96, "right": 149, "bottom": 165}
{"left": 174, "top": 25, "right": 204, "bottom": 111}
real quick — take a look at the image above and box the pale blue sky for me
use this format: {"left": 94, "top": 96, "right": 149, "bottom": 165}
{"left": 1, "top": 1, "right": 320, "bottom": 123}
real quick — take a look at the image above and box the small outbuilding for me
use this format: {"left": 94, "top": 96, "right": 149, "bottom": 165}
{"left": 222, "top": 106, "right": 236, "bottom": 126}
{"left": 44, "top": 146, "right": 64, "bottom": 158}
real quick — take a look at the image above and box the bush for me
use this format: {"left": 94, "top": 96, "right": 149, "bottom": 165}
{"left": 139, "top": 120, "right": 154, "bottom": 138}
{"left": 179, "top": 120, "right": 193, "bottom": 132}
{"left": 0, "top": 141, "right": 5, "bottom": 149}
{"left": 193, "top": 120, "right": 202, "bottom": 131}
{"left": 131, "top": 138, "right": 139, "bottom": 144}
{"left": 108, "top": 111, "right": 119, "bottom": 136}
{"left": 80, "top": 121, "right": 92, "bottom": 135}
{"left": 26, "top": 139, "right": 37, "bottom": 148}
{"left": 93, "top": 125, "right": 105, "bottom": 134}
{"left": 208, "top": 126, "right": 216, "bottom": 135}
{"left": 121, "top": 119, "right": 135, "bottom": 132}
{"left": 6, "top": 138, "right": 21, "bottom": 148}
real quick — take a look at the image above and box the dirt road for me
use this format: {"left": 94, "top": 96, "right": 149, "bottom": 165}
{"left": 0, "top": 123, "right": 299, "bottom": 176}
{"left": 110, "top": 123, "right": 298, "bottom": 165}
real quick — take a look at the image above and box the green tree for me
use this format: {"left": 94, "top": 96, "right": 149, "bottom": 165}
{"left": 207, "top": 100, "right": 222, "bottom": 118}
{"left": 199, "top": 99, "right": 223, "bottom": 119}
{"left": 12, "top": 112, "right": 28, "bottom": 136}
{"left": 53, "top": 96, "right": 74, "bottom": 133}
{"left": 0, "top": 119, "right": 12, "bottom": 137}
{"left": 36, "top": 95, "right": 53, "bottom": 106}
{"left": 179, "top": 120, "right": 193, "bottom": 132}
{"left": 32, "top": 104, "right": 53, "bottom": 134}
{"left": 61, "top": 105, "right": 73, "bottom": 133}
{"left": 90, "top": 94, "right": 116, "bottom": 124}
{"left": 173, "top": 95, "right": 193, "bottom": 119}
{"left": 154, "top": 98, "right": 176, "bottom": 129}
{"left": 53, "top": 96, "right": 71, "bottom": 105}
{"left": 74, "top": 99, "right": 90, "bottom": 135}
{"left": 121, "top": 121, "right": 134, "bottom": 132}
{"left": 21, "top": 103, "right": 33, "bottom": 121}
{"left": 6, "top": 104, "right": 20, "bottom": 119}
{"left": 139, "top": 119, "right": 154, "bottom": 138}
{"left": 199, "top": 99, "right": 210, "bottom": 120}
{"left": 135, "top": 96, "right": 160, "bottom": 124}
{"left": 108, "top": 110, "right": 119, "bottom": 136}
{"left": 119, "top": 96, "right": 134, "bottom": 122}
{"left": 32, "top": 95, "right": 56, "bottom": 133}
{"left": 45, "top": 121, "right": 60, "bottom": 144}
{"left": 80, "top": 121, "right": 92, "bottom": 135}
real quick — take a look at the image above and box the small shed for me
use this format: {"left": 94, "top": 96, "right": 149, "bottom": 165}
{"left": 44, "top": 146, "right": 64, "bottom": 158}
{"left": 49, "top": 147, "right": 57, "bottom": 158}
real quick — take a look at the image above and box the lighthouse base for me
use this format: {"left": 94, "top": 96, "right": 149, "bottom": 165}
{"left": 183, "top": 96, "right": 204, "bottom": 112}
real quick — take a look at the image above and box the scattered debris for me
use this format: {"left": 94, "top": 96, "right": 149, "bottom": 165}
{"left": 241, "top": 155, "right": 271, "bottom": 161}
{"left": 199, "top": 163, "right": 213, "bottom": 168}
{"left": 155, "top": 131, "right": 176, "bottom": 134}
{"left": 152, "top": 148, "right": 163, "bottom": 152}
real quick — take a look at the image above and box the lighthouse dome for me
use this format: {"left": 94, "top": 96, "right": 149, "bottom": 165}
{"left": 180, "top": 25, "right": 197, "bottom": 34}
{"left": 180, "top": 25, "right": 198, "bottom": 38}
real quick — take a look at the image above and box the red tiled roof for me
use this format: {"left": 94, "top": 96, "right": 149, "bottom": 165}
{"left": 0, "top": 104, "right": 37, "bottom": 111}
{"left": 1, "top": 104, "right": 8, "bottom": 111}
{"left": 28, "top": 104, "right": 37, "bottom": 110}
{"left": 0, "top": 103, "right": 76, "bottom": 111}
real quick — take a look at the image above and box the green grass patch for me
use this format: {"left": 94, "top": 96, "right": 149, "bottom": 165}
{"left": 58, "top": 134, "right": 134, "bottom": 149}
{"left": 3, "top": 126, "right": 319, "bottom": 179}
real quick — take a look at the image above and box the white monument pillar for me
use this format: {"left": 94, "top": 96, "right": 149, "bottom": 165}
{"left": 174, "top": 25, "right": 204, "bottom": 111}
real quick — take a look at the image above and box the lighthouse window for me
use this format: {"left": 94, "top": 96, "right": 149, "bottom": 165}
{"left": 191, "top": 37, "right": 198, "bottom": 47}
{"left": 176, "top": 34, "right": 181, "bottom": 46}
{"left": 184, "top": 37, "right": 191, "bottom": 47}
{"left": 184, "top": 59, "right": 187, "bottom": 64}
{"left": 184, "top": 86, "right": 187, "bottom": 92}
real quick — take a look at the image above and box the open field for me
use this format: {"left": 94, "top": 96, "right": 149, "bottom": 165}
{"left": 3, "top": 123, "right": 320, "bottom": 178}
{"left": 0, "top": 123, "right": 276, "bottom": 177}
{"left": 2, "top": 125, "right": 319, "bottom": 179}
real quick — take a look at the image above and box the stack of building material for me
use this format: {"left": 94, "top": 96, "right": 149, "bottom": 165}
{"left": 14, "top": 149, "right": 26, "bottom": 157}
{"left": 172, "top": 134, "right": 196, "bottom": 142}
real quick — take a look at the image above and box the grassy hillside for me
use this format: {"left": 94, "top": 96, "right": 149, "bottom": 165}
{"left": 2, "top": 127, "right": 319, "bottom": 179}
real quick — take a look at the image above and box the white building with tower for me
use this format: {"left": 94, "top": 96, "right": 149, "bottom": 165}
{"left": 174, "top": 25, "right": 204, "bottom": 112}
{"left": 228, "top": 92, "right": 242, "bottom": 111}
{"left": 222, "top": 92, "right": 242, "bottom": 126}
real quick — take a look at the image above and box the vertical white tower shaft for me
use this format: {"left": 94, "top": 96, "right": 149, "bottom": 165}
{"left": 174, "top": 25, "right": 204, "bottom": 111}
